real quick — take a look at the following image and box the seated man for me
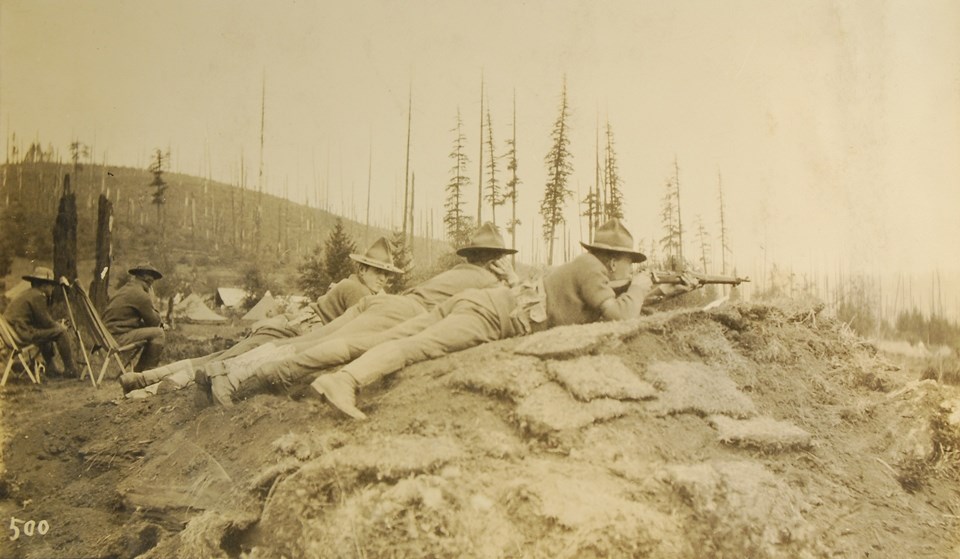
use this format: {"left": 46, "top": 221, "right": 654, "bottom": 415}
{"left": 3, "top": 266, "right": 78, "bottom": 377}
{"left": 118, "top": 236, "right": 402, "bottom": 393}
{"left": 102, "top": 263, "right": 165, "bottom": 372}
{"left": 307, "top": 218, "right": 695, "bottom": 418}
{"left": 202, "top": 222, "right": 518, "bottom": 405}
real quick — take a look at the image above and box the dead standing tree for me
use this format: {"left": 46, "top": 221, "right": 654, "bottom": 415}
{"left": 52, "top": 173, "right": 78, "bottom": 312}
{"left": 89, "top": 194, "right": 113, "bottom": 312}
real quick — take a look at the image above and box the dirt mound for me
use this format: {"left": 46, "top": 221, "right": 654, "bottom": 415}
{"left": 2, "top": 301, "right": 959, "bottom": 558}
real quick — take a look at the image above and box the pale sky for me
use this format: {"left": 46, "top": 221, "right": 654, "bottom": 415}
{"left": 2, "top": 0, "right": 959, "bottom": 294}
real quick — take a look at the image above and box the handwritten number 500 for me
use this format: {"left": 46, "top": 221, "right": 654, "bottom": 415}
{"left": 8, "top": 517, "right": 49, "bottom": 541}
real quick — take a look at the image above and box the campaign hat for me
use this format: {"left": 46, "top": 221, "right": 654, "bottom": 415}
{"left": 128, "top": 262, "right": 164, "bottom": 279}
{"left": 22, "top": 266, "right": 58, "bottom": 284}
{"left": 456, "top": 222, "right": 518, "bottom": 257}
{"left": 350, "top": 237, "right": 404, "bottom": 274}
{"left": 580, "top": 218, "right": 647, "bottom": 263}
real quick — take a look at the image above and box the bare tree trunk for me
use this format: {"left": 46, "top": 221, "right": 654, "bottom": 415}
{"left": 90, "top": 194, "right": 113, "bottom": 313}
{"left": 477, "top": 73, "right": 484, "bottom": 224}
{"left": 402, "top": 86, "right": 412, "bottom": 241}
{"left": 53, "top": 174, "right": 78, "bottom": 310}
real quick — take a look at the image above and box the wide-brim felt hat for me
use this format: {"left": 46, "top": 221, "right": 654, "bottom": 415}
{"left": 22, "top": 266, "right": 57, "bottom": 284}
{"left": 580, "top": 218, "right": 647, "bottom": 263}
{"left": 349, "top": 237, "right": 404, "bottom": 274}
{"left": 456, "top": 222, "right": 518, "bottom": 257}
{"left": 128, "top": 262, "right": 163, "bottom": 279}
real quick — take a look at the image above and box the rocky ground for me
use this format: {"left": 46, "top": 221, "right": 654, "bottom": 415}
{"left": 1, "top": 300, "right": 959, "bottom": 558}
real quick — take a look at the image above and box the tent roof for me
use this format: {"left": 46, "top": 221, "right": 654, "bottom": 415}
{"left": 216, "top": 287, "right": 248, "bottom": 308}
{"left": 173, "top": 293, "right": 227, "bottom": 323}
{"left": 241, "top": 291, "right": 277, "bottom": 322}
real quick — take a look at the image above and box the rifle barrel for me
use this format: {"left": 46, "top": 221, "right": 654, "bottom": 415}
{"left": 651, "top": 271, "right": 750, "bottom": 286}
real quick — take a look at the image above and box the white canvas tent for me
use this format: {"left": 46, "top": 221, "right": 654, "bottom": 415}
{"left": 173, "top": 293, "right": 227, "bottom": 324}
{"left": 215, "top": 287, "right": 249, "bottom": 309}
{"left": 241, "top": 291, "right": 278, "bottom": 322}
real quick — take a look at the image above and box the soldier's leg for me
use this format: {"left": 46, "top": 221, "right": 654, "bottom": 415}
{"left": 31, "top": 324, "right": 76, "bottom": 375}
{"left": 316, "top": 298, "right": 505, "bottom": 418}
{"left": 116, "top": 327, "right": 165, "bottom": 371}
{"left": 215, "top": 326, "right": 300, "bottom": 362}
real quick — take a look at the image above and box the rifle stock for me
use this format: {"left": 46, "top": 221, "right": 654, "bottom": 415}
{"left": 651, "top": 271, "right": 751, "bottom": 286}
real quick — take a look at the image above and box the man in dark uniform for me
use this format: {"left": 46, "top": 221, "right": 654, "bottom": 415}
{"left": 102, "top": 263, "right": 165, "bottom": 372}
{"left": 3, "top": 266, "right": 78, "bottom": 377}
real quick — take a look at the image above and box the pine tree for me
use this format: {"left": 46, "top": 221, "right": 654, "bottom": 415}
{"left": 695, "top": 215, "right": 711, "bottom": 273}
{"left": 502, "top": 92, "right": 521, "bottom": 257}
{"left": 580, "top": 189, "right": 600, "bottom": 239}
{"left": 321, "top": 219, "right": 357, "bottom": 290}
{"left": 148, "top": 148, "right": 170, "bottom": 247}
{"left": 387, "top": 230, "right": 413, "bottom": 294}
{"left": 445, "top": 109, "right": 474, "bottom": 248}
{"left": 483, "top": 107, "right": 501, "bottom": 225}
{"left": 540, "top": 78, "right": 574, "bottom": 265}
{"left": 658, "top": 176, "right": 682, "bottom": 270}
{"left": 603, "top": 121, "right": 624, "bottom": 220}
{"left": 296, "top": 243, "right": 327, "bottom": 300}
{"left": 717, "top": 171, "right": 730, "bottom": 276}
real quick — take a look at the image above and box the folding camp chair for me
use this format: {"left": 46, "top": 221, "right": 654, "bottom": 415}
{"left": 70, "top": 283, "right": 146, "bottom": 387}
{"left": 0, "top": 314, "right": 43, "bottom": 386}
{"left": 59, "top": 280, "right": 96, "bottom": 387}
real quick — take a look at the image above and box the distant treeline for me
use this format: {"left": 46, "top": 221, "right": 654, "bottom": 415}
{"left": 0, "top": 159, "right": 450, "bottom": 298}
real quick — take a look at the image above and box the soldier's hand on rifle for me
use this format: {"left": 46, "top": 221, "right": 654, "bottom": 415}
{"left": 59, "top": 276, "right": 71, "bottom": 287}
{"left": 658, "top": 272, "right": 700, "bottom": 298}
{"left": 628, "top": 271, "right": 654, "bottom": 294}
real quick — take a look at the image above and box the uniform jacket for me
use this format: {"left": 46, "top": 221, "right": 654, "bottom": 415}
{"left": 403, "top": 263, "right": 499, "bottom": 311}
{"left": 3, "top": 287, "right": 58, "bottom": 342}
{"left": 102, "top": 278, "right": 162, "bottom": 335}
{"left": 542, "top": 252, "right": 644, "bottom": 328}
{"left": 310, "top": 274, "right": 376, "bottom": 324}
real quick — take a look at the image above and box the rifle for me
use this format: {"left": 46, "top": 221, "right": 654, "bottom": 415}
{"left": 608, "top": 271, "right": 750, "bottom": 291}
{"left": 650, "top": 270, "right": 751, "bottom": 287}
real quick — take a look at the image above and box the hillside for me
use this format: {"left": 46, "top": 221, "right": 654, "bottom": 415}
{"left": 0, "top": 161, "right": 450, "bottom": 294}
{"left": 1, "top": 300, "right": 958, "bottom": 558}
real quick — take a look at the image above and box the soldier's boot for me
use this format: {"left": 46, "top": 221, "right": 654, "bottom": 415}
{"left": 195, "top": 361, "right": 234, "bottom": 405}
{"left": 119, "top": 373, "right": 150, "bottom": 394}
{"left": 311, "top": 371, "right": 366, "bottom": 420}
{"left": 210, "top": 375, "right": 236, "bottom": 407}
{"left": 232, "top": 374, "right": 273, "bottom": 402}
{"left": 124, "top": 359, "right": 196, "bottom": 394}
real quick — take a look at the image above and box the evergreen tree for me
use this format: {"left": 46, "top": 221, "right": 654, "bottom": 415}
{"left": 580, "top": 190, "right": 600, "bottom": 239}
{"left": 658, "top": 176, "right": 682, "bottom": 270}
{"left": 603, "top": 121, "right": 624, "bottom": 220}
{"left": 717, "top": 171, "right": 731, "bottom": 276}
{"left": 148, "top": 148, "right": 170, "bottom": 248}
{"left": 387, "top": 230, "right": 413, "bottom": 294}
{"left": 502, "top": 92, "right": 521, "bottom": 257}
{"left": 695, "top": 215, "right": 711, "bottom": 273}
{"left": 483, "top": 107, "right": 501, "bottom": 225}
{"left": 445, "top": 109, "right": 474, "bottom": 248}
{"left": 296, "top": 242, "right": 327, "bottom": 300}
{"left": 540, "top": 78, "right": 574, "bottom": 265}
{"left": 321, "top": 219, "right": 357, "bottom": 290}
